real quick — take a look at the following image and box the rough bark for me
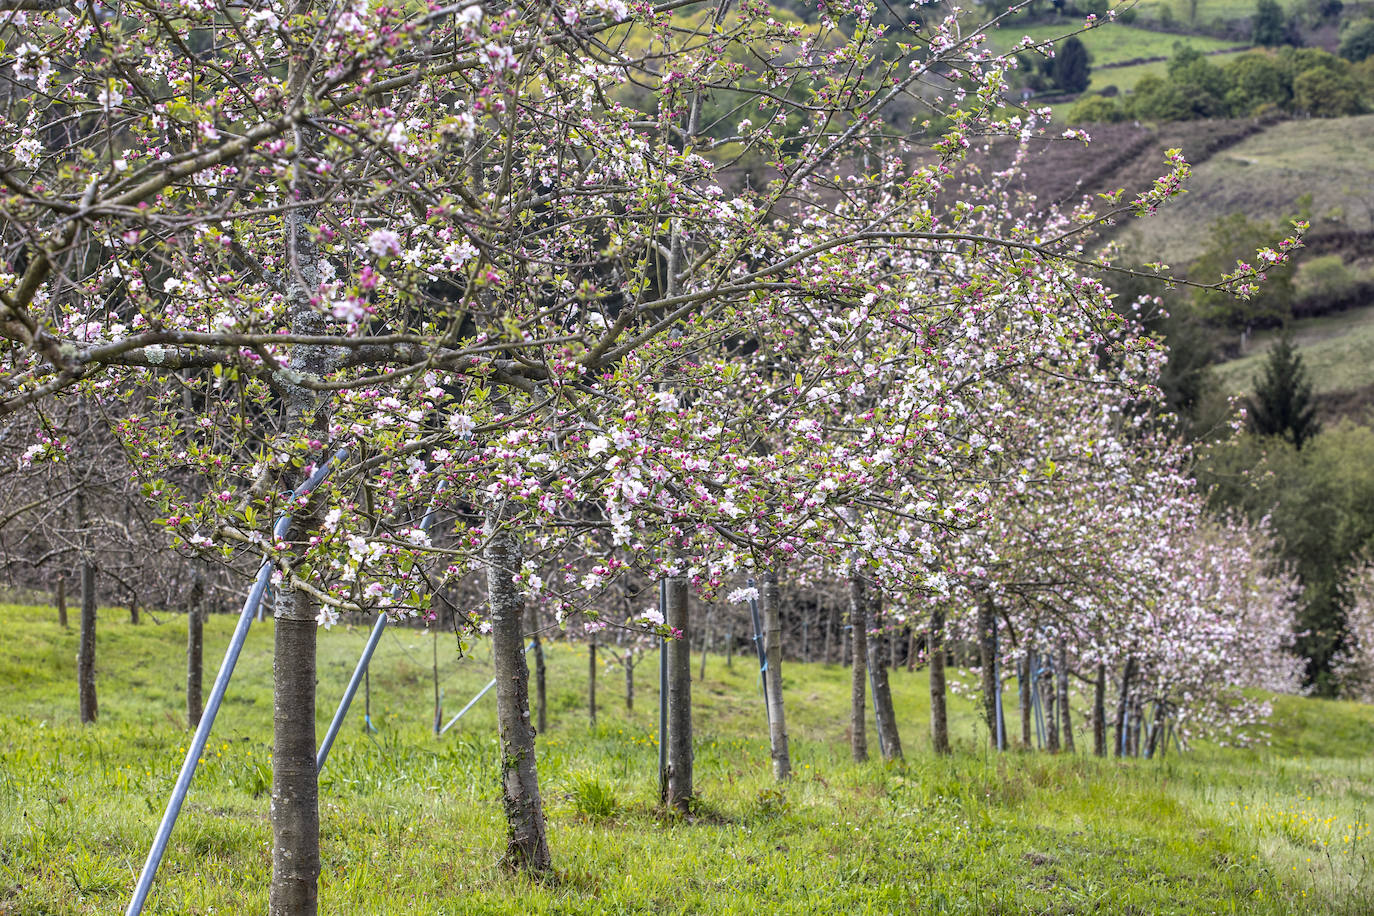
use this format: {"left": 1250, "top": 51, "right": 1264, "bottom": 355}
{"left": 1092, "top": 662, "right": 1107, "bottom": 757}
{"left": 976, "top": 592, "right": 999, "bottom": 749}
{"left": 77, "top": 561, "right": 97, "bottom": 723}
{"left": 1057, "top": 638, "right": 1075, "bottom": 754}
{"left": 270, "top": 77, "right": 333, "bottom": 911}
{"left": 129, "top": 596, "right": 139, "bottom": 625}
{"left": 486, "top": 511, "right": 551, "bottom": 870}
{"left": 929, "top": 607, "right": 950, "bottom": 755}
{"left": 1114, "top": 656, "right": 1137, "bottom": 758}
{"left": 866, "top": 588, "right": 902, "bottom": 761}
{"left": 56, "top": 577, "right": 67, "bottom": 629}
{"left": 187, "top": 573, "right": 204, "bottom": 730}
{"left": 664, "top": 576, "right": 693, "bottom": 812}
{"left": 761, "top": 570, "right": 791, "bottom": 780}
{"left": 270, "top": 587, "right": 320, "bottom": 916}
{"left": 848, "top": 572, "right": 868, "bottom": 763}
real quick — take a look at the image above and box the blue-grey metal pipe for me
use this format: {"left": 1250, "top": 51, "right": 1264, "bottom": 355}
{"left": 316, "top": 486, "right": 445, "bottom": 770}
{"left": 993, "top": 626, "right": 1006, "bottom": 751}
{"left": 436, "top": 641, "right": 535, "bottom": 736}
{"left": 126, "top": 451, "right": 344, "bottom": 916}
{"left": 746, "top": 578, "right": 769, "bottom": 717}
{"left": 316, "top": 612, "right": 388, "bottom": 771}
{"left": 868, "top": 662, "right": 885, "bottom": 751}
{"left": 657, "top": 579, "right": 668, "bottom": 795}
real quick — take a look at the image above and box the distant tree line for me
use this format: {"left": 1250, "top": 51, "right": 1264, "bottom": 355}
{"left": 1070, "top": 44, "right": 1374, "bottom": 124}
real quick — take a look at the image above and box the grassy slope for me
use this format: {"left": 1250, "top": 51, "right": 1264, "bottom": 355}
{"left": 1126, "top": 0, "right": 1304, "bottom": 24}
{"left": 2, "top": 603, "right": 1373, "bottom": 914}
{"left": 988, "top": 22, "right": 1240, "bottom": 64}
{"left": 1117, "top": 115, "right": 1374, "bottom": 268}
{"left": 1212, "top": 304, "right": 1374, "bottom": 397}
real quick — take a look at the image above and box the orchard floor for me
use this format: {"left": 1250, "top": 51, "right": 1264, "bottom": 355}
{"left": 2, "top": 603, "right": 1373, "bottom": 914}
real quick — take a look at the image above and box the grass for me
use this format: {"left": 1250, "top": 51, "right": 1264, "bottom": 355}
{"left": 1212, "top": 304, "right": 1374, "bottom": 396}
{"left": 989, "top": 21, "right": 1240, "bottom": 67}
{"left": 1118, "top": 114, "right": 1374, "bottom": 268}
{"left": 2, "top": 602, "right": 1374, "bottom": 913}
{"left": 1125, "top": 0, "right": 1304, "bottom": 25}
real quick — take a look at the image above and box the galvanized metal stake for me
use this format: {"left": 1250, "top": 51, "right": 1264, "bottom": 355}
{"left": 657, "top": 579, "right": 668, "bottom": 799}
{"left": 318, "top": 490, "right": 445, "bottom": 770}
{"left": 747, "top": 577, "right": 770, "bottom": 721}
{"left": 436, "top": 642, "right": 535, "bottom": 736}
{"left": 126, "top": 451, "right": 343, "bottom": 916}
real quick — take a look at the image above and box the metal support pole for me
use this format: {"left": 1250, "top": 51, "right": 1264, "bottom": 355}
{"left": 317, "top": 613, "right": 388, "bottom": 771}
{"left": 318, "top": 490, "right": 445, "bottom": 768}
{"left": 993, "top": 626, "right": 1006, "bottom": 751}
{"left": 437, "top": 642, "right": 535, "bottom": 736}
{"left": 747, "top": 578, "right": 770, "bottom": 720}
{"left": 868, "top": 663, "right": 885, "bottom": 753}
{"left": 657, "top": 579, "right": 668, "bottom": 799}
{"left": 1031, "top": 651, "right": 1047, "bottom": 749}
{"left": 127, "top": 451, "right": 343, "bottom": 916}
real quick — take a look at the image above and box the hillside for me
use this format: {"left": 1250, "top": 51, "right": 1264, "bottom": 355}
{"left": 3, "top": 603, "right": 1373, "bottom": 913}
{"left": 1211, "top": 304, "right": 1374, "bottom": 413}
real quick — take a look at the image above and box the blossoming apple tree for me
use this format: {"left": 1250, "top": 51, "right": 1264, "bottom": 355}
{"left": 0, "top": 0, "right": 1306, "bottom": 909}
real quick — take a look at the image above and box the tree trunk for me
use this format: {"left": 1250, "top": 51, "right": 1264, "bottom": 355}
{"left": 56, "top": 577, "right": 67, "bottom": 629}
{"left": 761, "top": 570, "right": 790, "bottom": 780}
{"left": 977, "top": 592, "right": 999, "bottom": 749}
{"left": 270, "top": 91, "right": 333, "bottom": 912}
{"left": 848, "top": 572, "right": 868, "bottom": 763}
{"left": 129, "top": 596, "right": 139, "bottom": 626}
{"left": 78, "top": 561, "right": 97, "bottom": 724}
{"left": 906, "top": 627, "right": 917, "bottom": 673}
{"left": 1114, "top": 656, "right": 1137, "bottom": 759}
{"left": 1044, "top": 661, "right": 1059, "bottom": 753}
{"left": 1057, "top": 638, "right": 1075, "bottom": 754}
{"left": 1092, "top": 661, "right": 1107, "bottom": 757}
{"left": 1019, "top": 652, "right": 1033, "bottom": 750}
{"left": 486, "top": 512, "right": 551, "bottom": 870}
{"left": 866, "top": 588, "right": 902, "bottom": 761}
{"left": 664, "top": 575, "right": 693, "bottom": 812}
{"left": 270, "top": 587, "right": 320, "bottom": 915}
{"left": 588, "top": 636, "right": 597, "bottom": 729}
{"left": 624, "top": 655, "right": 634, "bottom": 711}
{"left": 929, "top": 607, "right": 949, "bottom": 755}
{"left": 187, "top": 573, "right": 204, "bottom": 730}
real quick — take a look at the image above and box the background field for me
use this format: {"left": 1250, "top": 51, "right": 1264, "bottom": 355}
{"left": 1213, "top": 304, "right": 1374, "bottom": 397}
{"left": 2, "top": 603, "right": 1373, "bottom": 914}
{"left": 1116, "top": 115, "right": 1374, "bottom": 267}
{"left": 988, "top": 21, "right": 1241, "bottom": 64}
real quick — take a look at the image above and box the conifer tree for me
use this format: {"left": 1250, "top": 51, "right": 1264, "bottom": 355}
{"left": 1246, "top": 335, "right": 1320, "bottom": 449}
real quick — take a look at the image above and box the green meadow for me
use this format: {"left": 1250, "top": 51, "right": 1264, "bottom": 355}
{"left": 2, "top": 603, "right": 1372, "bottom": 914}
